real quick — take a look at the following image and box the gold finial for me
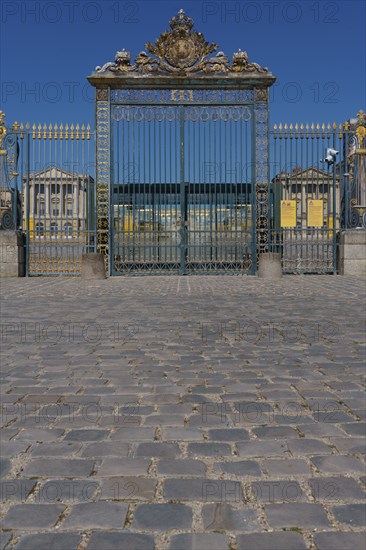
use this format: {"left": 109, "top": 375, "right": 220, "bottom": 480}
{"left": 81, "top": 123, "right": 85, "bottom": 139}
{"left": 316, "top": 123, "right": 320, "bottom": 130}
{"left": 75, "top": 124, "right": 80, "bottom": 139}
{"left": 37, "top": 123, "right": 42, "bottom": 139}
{"left": 86, "top": 123, "right": 91, "bottom": 140}
{"left": 48, "top": 123, "right": 53, "bottom": 139}
{"left": 279, "top": 123, "right": 283, "bottom": 131}
{"left": 333, "top": 122, "right": 337, "bottom": 130}
{"left": 289, "top": 123, "right": 293, "bottom": 130}
{"left": 357, "top": 110, "right": 365, "bottom": 120}
{"left": 19, "top": 123, "right": 24, "bottom": 139}
{"left": 65, "top": 124, "right": 69, "bottom": 139}
{"left": 54, "top": 123, "right": 58, "bottom": 139}
{"left": 70, "top": 123, "right": 74, "bottom": 139}
{"left": 344, "top": 121, "right": 350, "bottom": 131}
{"left": 43, "top": 123, "right": 47, "bottom": 139}
{"left": 321, "top": 123, "right": 325, "bottom": 131}
{"left": 59, "top": 123, "right": 63, "bottom": 139}
{"left": 12, "top": 121, "right": 19, "bottom": 131}
{"left": 25, "top": 122, "right": 30, "bottom": 130}
{"left": 32, "top": 123, "right": 36, "bottom": 139}
{"left": 300, "top": 123, "right": 304, "bottom": 130}
{"left": 356, "top": 125, "right": 366, "bottom": 145}
{"left": 295, "top": 123, "right": 298, "bottom": 130}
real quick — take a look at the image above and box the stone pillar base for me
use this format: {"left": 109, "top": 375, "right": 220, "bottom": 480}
{"left": 0, "top": 231, "right": 25, "bottom": 277}
{"left": 338, "top": 230, "right": 366, "bottom": 276}
{"left": 257, "top": 252, "right": 282, "bottom": 279}
{"left": 81, "top": 253, "right": 106, "bottom": 279}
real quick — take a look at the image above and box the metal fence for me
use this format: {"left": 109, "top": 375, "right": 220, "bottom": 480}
{"left": 269, "top": 122, "right": 359, "bottom": 274}
{"left": 2, "top": 121, "right": 96, "bottom": 275}
{"left": 1, "top": 110, "right": 365, "bottom": 277}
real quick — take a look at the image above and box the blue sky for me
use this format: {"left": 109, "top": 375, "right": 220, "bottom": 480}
{"left": 1, "top": 0, "right": 365, "bottom": 127}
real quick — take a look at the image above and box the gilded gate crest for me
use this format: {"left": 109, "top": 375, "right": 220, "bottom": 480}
{"left": 95, "top": 9, "right": 268, "bottom": 75}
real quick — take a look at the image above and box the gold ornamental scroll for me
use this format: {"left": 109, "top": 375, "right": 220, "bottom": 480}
{"left": 308, "top": 199, "right": 323, "bottom": 227}
{"left": 280, "top": 200, "right": 296, "bottom": 227}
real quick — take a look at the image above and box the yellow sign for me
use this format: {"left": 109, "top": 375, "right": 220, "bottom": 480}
{"left": 308, "top": 199, "right": 323, "bottom": 227}
{"left": 281, "top": 200, "right": 296, "bottom": 227}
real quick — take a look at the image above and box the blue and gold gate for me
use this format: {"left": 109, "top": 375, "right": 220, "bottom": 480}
{"left": 88, "top": 10, "right": 276, "bottom": 275}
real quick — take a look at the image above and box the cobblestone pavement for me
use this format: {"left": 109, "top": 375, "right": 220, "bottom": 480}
{"left": 0, "top": 275, "right": 365, "bottom": 550}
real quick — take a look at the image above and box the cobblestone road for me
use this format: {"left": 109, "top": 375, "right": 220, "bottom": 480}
{"left": 0, "top": 275, "right": 365, "bottom": 550}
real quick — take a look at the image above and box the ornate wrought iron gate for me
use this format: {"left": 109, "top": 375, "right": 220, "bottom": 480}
{"left": 88, "top": 10, "right": 276, "bottom": 275}
{"left": 111, "top": 99, "right": 255, "bottom": 274}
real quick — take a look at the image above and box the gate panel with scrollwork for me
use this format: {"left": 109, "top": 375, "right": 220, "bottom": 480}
{"left": 88, "top": 10, "right": 276, "bottom": 275}
{"left": 110, "top": 99, "right": 255, "bottom": 274}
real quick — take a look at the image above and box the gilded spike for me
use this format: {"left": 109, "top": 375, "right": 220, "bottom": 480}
{"left": 81, "top": 123, "right": 85, "bottom": 139}
{"left": 54, "top": 123, "right": 58, "bottom": 139}
{"left": 305, "top": 123, "right": 309, "bottom": 130}
{"left": 344, "top": 121, "right": 350, "bottom": 131}
{"left": 65, "top": 124, "right": 69, "bottom": 139}
{"left": 20, "top": 123, "right": 25, "bottom": 139}
{"left": 321, "top": 123, "right": 325, "bottom": 131}
{"left": 70, "top": 123, "right": 74, "bottom": 139}
{"left": 25, "top": 122, "right": 30, "bottom": 130}
{"left": 300, "top": 123, "right": 304, "bottom": 130}
{"left": 279, "top": 123, "right": 283, "bottom": 131}
{"left": 37, "top": 124, "right": 42, "bottom": 139}
{"left": 48, "top": 123, "right": 53, "bottom": 139}
{"left": 316, "top": 123, "right": 320, "bottom": 130}
{"left": 295, "top": 123, "right": 298, "bottom": 130}
{"left": 32, "top": 123, "right": 36, "bottom": 139}
{"left": 75, "top": 124, "right": 80, "bottom": 139}
{"left": 86, "top": 124, "right": 91, "bottom": 140}
{"left": 59, "top": 123, "right": 63, "bottom": 139}
{"left": 284, "top": 123, "right": 288, "bottom": 130}
{"left": 289, "top": 123, "right": 293, "bottom": 130}
{"left": 327, "top": 123, "right": 331, "bottom": 131}
{"left": 12, "top": 121, "right": 19, "bottom": 131}
{"left": 311, "top": 123, "right": 314, "bottom": 130}
{"left": 43, "top": 123, "right": 47, "bottom": 139}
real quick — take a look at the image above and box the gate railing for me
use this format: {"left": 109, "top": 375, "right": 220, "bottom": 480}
{"left": 1, "top": 117, "right": 96, "bottom": 275}
{"left": 269, "top": 120, "right": 364, "bottom": 274}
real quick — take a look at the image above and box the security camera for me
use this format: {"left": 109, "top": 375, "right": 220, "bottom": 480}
{"left": 321, "top": 148, "right": 339, "bottom": 167}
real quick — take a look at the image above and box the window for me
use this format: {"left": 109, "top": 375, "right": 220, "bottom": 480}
{"left": 66, "top": 208, "right": 73, "bottom": 216}
{"left": 52, "top": 209, "right": 59, "bottom": 216}
{"left": 39, "top": 209, "right": 45, "bottom": 216}
{"left": 50, "top": 222, "right": 58, "bottom": 233}
{"left": 35, "top": 222, "right": 44, "bottom": 237}
{"left": 64, "top": 222, "right": 73, "bottom": 233}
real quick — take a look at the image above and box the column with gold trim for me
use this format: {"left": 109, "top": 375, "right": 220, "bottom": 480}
{"left": 95, "top": 88, "right": 110, "bottom": 271}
